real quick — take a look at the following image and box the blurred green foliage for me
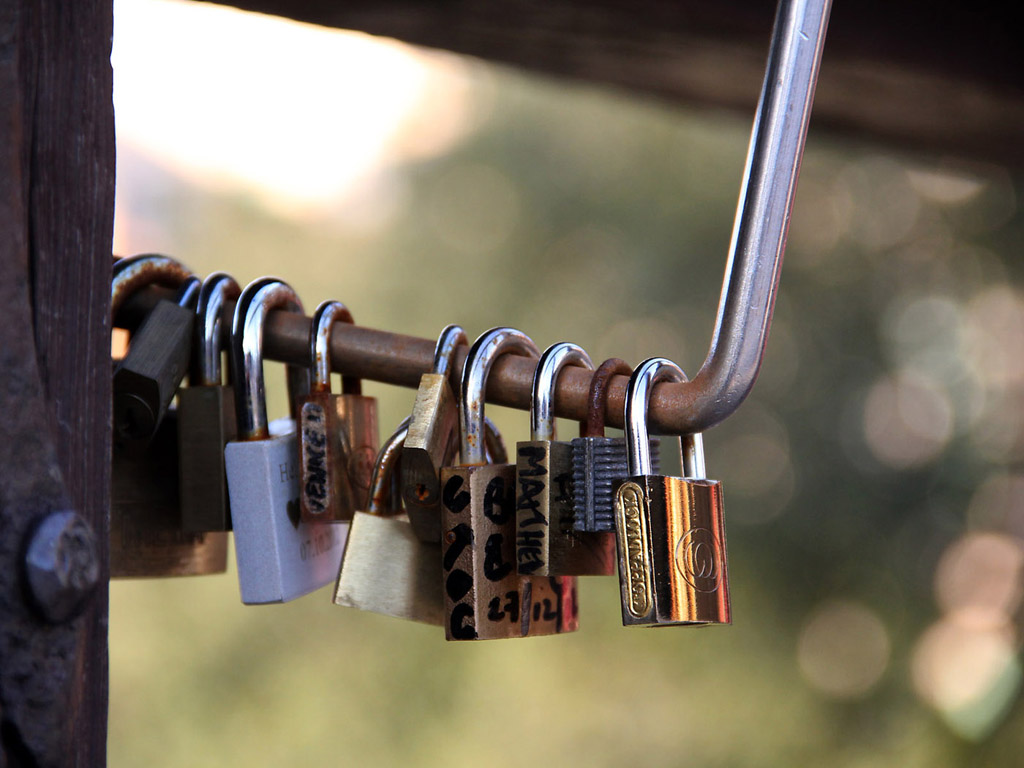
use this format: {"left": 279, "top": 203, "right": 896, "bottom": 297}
{"left": 110, "top": 10, "right": 1024, "bottom": 767}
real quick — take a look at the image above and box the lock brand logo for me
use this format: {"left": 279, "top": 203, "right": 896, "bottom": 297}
{"left": 675, "top": 528, "right": 723, "bottom": 592}
{"left": 616, "top": 483, "right": 651, "bottom": 617}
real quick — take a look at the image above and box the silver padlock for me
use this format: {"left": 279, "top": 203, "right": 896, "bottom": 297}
{"left": 224, "top": 278, "right": 346, "bottom": 604}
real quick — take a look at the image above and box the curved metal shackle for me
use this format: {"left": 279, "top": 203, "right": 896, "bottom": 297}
{"left": 110, "top": 254, "right": 191, "bottom": 320}
{"left": 460, "top": 327, "right": 540, "bottom": 466}
{"left": 195, "top": 272, "right": 240, "bottom": 387}
{"left": 626, "top": 357, "right": 706, "bottom": 479}
{"left": 431, "top": 324, "right": 468, "bottom": 379}
{"left": 583, "top": 358, "right": 633, "bottom": 438}
{"left": 366, "top": 416, "right": 412, "bottom": 515}
{"left": 231, "top": 278, "right": 311, "bottom": 441}
{"left": 531, "top": 343, "right": 593, "bottom": 442}
{"left": 309, "top": 300, "right": 361, "bottom": 396}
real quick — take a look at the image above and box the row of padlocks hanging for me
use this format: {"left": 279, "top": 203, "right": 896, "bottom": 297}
{"left": 111, "top": 254, "right": 731, "bottom": 639}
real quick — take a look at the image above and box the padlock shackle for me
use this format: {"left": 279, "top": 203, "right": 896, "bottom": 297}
{"left": 195, "top": 272, "right": 240, "bottom": 387}
{"left": 582, "top": 358, "right": 633, "bottom": 438}
{"left": 626, "top": 357, "right": 705, "bottom": 478}
{"left": 531, "top": 342, "right": 593, "bottom": 442}
{"left": 460, "top": 327, "right": 540, "bottom": 466}
{"left": 232, "top": 278, "right": 311, "bottom": 441}
{"left": 308, "top": 301, "right": 360, "bottom": 395}
{"left": 366, "top": 417, "right": 411, "bottom": 515}
{"left": 110, "top": 254, "right": 191, "bottom": 320}
{"left": 431, "top": 324, "right": 468, "bottom": 381}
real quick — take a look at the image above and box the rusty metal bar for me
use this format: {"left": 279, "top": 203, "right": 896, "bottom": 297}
{"left": 117, "top": 0, "right": 829, "bottom": 436}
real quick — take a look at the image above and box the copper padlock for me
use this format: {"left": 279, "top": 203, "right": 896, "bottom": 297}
{"left": 441, "top": 327, "right": 578, "bottom": 641}
{"left": 614, "top": 357, "right": 731, "bottom": 626}
{"left": 516, "top": 342, "right": 614, "bottom": 576}
{"left": 299, "top": 301, "right": 379, "bottom": 522}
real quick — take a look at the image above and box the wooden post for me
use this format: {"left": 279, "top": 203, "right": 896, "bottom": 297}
{"left": 0, "top": 0, "right": 113, "bottom": 765}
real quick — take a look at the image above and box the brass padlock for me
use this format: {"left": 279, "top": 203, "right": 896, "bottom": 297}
{"left": 516, "top": 343, "right": 615, "bottom": 576}
{"left": 571, "top": 358, "right": 660, "bottom": 532}
{"left": 402, "top": 325, "right": 512, "bottom": 543}
{"left": 614, "top": 357, "right": 731, "bottom": 626}
{"left": 178, "top": 272, "right": 239, "bottom": 532}
{"left": 299, "top": 301, "right": 379, "bottom": 523}
{"left": 402, "top": 325, "right": 466, "bottom": 543}
{"left": 110, "top": 255, "right": 228, "bottom": 578}
{"left": 441, "top": 327, "right": 578, "bottom": 641}
{"left": 333, "top": 417, "right": 444, "bottom": 625}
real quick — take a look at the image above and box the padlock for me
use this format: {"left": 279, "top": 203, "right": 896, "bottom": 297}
{"left": 112, "top": 270, "right": 199, "bottom": 446}
{"left": 110, "top": 255, "right": 228, "bottom": 577}
{"left": 298, "top": 300, "right": 379, "bottom": 523}
{"left": 441, "top": 327, "right": 578, "bottom": 641}
{"left": 403, "top": 325, "right": 511, "bottom": 543}
{"left": 178, "top": 272, "right": 240, "bottom": 532}
{"left": 572, "top": 358, "right": 660, "bottom": 532}
{"left": 515, "top": 343, "right": 616, "bottom": 576}
{"left": 333, "top": 417, "right": 444, "bottom": 625}
{"left": 614, "top": 357, "right": 731, "bottom": 626}
{"left": 224, "top": 279, "right": 346, "bottom": 604}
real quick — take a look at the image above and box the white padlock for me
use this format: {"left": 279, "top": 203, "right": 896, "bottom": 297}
{"left": 225, "top": 278, "right": 346, "bottom": 604}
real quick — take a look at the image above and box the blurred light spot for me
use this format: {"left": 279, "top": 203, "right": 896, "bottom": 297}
{"left": 838, "top": 157, "right": 921, "bottom": 252}
{"left": 113, "top": 0, "right": 473, "bottom": 220}
{"left": 934, "top": 533, "right": 1024, "bottom": 628}
{"left": 718, "top": 434, "right": 794, "bottom": 524}
{"left": 883, "top": 295, "right": 964, "bottom": 376}
{"left": 797, "top": 601, "right": 890, "bottom": 699}
{"left": 963, "top": 286, "right": 1024, "bottom": 389}
{"left": 427, "top": 164, "right": 520, "bottom": 254}
{"left": 788, "top": 177, "right": 852, "bottom": 261}
{"left": 967, "top": 474, "right": 1024, "bottom": 540}
{"left": 863, "top": 371, "right": 954, "bottom": 468}
{"left": 906, "top": 167, "right": 985, "bottom": 205}
{"left": 911, "top": 619, "right": 1021, "bottom": 741}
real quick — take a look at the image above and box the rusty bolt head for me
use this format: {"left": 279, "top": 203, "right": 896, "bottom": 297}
{"left": 24, "top": 511, "right": 100, "bottom": 624}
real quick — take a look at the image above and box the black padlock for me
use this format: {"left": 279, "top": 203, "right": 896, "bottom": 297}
{"left": 178, "top": 272, "right": 240, "bottom": 532}
{"left": 113, "top": 263, "right": 200, "bottom": 446}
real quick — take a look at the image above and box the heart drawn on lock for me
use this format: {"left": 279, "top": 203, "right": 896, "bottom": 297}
{"left": 286, "top": 498, "right": 301, "bottom": 530}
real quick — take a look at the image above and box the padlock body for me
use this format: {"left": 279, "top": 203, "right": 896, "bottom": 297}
{"left": 111, "top": 412, "right": 228, "bottom": 577}
{"left": 178, "top": 384, "right": 236, "bottom": 532}
{"left": 571, "top": 436, "right": 661, "bottom": 532}
{"left": 226, "top": 424, "right": 347, "bottom": 603}
{"left": 402, "top": 373, "right": 459, "bottom": 543}
{"left": 112, "top": 300, "right": 194, "bottom": 445}
{"left": 333, "top": 511, "right": 443, "bottom": 625}
{"left": 299, "top": 392, "right": 379, "bottom": 522}
{"left": 516, "top": 441, "right": 615, "bottom": 576}
{"left": 614, "top": 475, "right": 730, "bottom": 626}
{"left": 441, "top": 463, "right": 578, "bottom": 640}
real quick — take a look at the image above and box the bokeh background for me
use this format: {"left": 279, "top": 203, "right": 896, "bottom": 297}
{"left": 109, "top": 1, "right": 1024, "bottom": 765}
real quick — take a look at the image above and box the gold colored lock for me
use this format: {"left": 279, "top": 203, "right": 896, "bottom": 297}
{"left": 441, "top": 328, "right": 579, "bottom": 641}
{"left": 334, "top": 416, "right": 444, "bottom": 625}
{"left": 299, "top": 301, "right": 379, "bottom": 522}
{"left": 614, "top": 357, "right": 731, "bottom": 627}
